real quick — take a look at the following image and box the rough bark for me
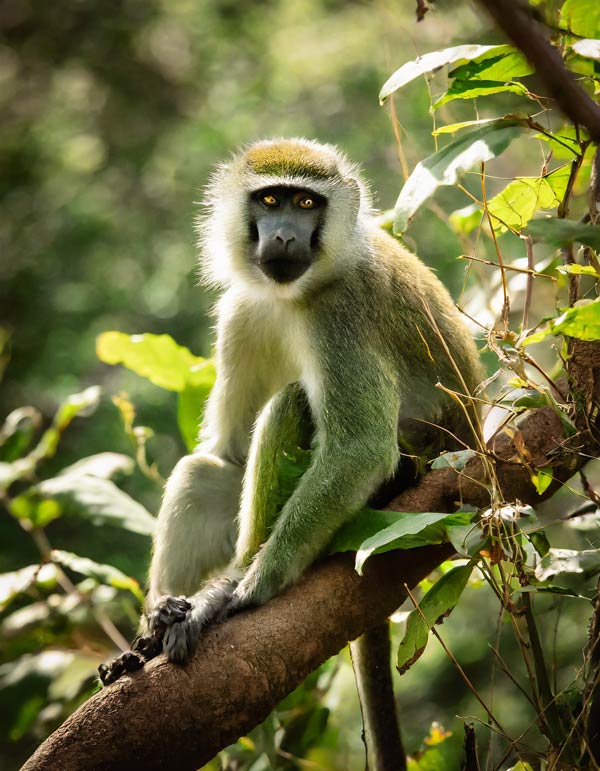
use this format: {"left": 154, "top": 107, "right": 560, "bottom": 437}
{"left": 22, "top": 547, "right": 451, "bottom": 771}
{"left": 23, "top": 407, "right": 585, "bottom": 771}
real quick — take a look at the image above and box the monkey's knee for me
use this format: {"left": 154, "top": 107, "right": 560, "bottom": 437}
{"left": 151, "top": 452, "right": 244, "bottom": 599}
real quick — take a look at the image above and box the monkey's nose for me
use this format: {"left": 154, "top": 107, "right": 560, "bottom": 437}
{"left": 275, "top": 232, "right": 295, "bottom": 250}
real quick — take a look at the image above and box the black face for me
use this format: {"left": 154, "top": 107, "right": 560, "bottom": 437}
{"left": 248, "top": 186, "right": 326, "bottom": 284}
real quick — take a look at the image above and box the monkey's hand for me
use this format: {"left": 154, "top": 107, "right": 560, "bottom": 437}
{"left": 148, "top": 578, "right": 237, "bottom": 664}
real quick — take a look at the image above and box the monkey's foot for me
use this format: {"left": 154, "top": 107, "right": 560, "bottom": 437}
{"left": 98, "top": 650, "right": 144, "bottom": 686}
{"left": 98, "top": 633, "right": 164, "bottom": 686}
{"left": 148, "top": 581, "right": 236, "bottom": 664}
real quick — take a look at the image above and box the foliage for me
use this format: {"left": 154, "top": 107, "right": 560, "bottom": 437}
{"left": 3, "top": 0, "right": 600, "bottom": 769}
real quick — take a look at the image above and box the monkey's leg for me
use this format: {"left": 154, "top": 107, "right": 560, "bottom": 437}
{"left": 350, "top": 621, "right": 406, "bottom": 771}
{"left": 99, "top": 453, "right": 243, "bottom": 684}
{"left": 156, "top": 385, "right": 311, "bottom": 663}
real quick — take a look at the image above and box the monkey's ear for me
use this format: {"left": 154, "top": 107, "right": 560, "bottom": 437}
{"left": 343, "top": 177, "right": 363, "bottom": 221}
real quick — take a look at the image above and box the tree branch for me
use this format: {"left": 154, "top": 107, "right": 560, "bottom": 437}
{"left": 23, "top": 407, "right": 586, "bottom": 771}
{"left": 475, "top": 0, "right": 600, "bottom": 144}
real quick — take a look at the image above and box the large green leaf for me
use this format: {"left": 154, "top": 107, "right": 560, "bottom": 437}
{"left": 177, "top": 365, "right": 217, "bottom": 451}
{"left": 353, "top": 511, "right": 472, "bottom": 574}
{"left": 97, "top": 331, "right": 212, "bottom": 392}
{"left": 397, "top": 564, "right": 473, "bottom": 674}
{"left": 51, "top": 549, "right": 144, "bottom": 602}
{"left": 29, "top": 474, "right": 156, "bottom": 535}
{"left": 523, "top": 299, "right": 600, "bottom": 346}
{"left": 379, "top": 44, "right": 508, "bottom": 102}
{"left": 572, "top": 39, "right": 600, "bottom": 61}
{"left": 484, "top": 165, "right": 571, "bottom": 234}
{"left": 449, "top": 48, "right": 533, "bottom": 81}
{"left": 536, "top": 548, "right": 600, "bottom": 581}
{"left": 525, "top": 218, "right": 600, "bottom": 249}
{"left": 393, "top": 120, "right": 523, "bottom": 233}
{"left": 0, "top": 564, "right": 59, "bottom": 612}
{"left": 57, "top": 452, "right": 135, "bottom": 480}
{"left": 561, "top": 0, "right": 600, "bottom": 38}
{"left": 433, "top": 80, "right": 528, "bottom": 110}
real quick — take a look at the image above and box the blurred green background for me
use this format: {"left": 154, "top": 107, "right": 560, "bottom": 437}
{"left": 2, "top": 1, "right": 598, "bottom": 769}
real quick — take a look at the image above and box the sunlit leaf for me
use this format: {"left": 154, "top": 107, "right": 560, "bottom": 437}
{"left": 57, "top": 452, "right": 135, "bottom": 480}
{"left": 536, "top": 548, "right": 600, "bottom": 581}
{"left": 379, "top": 44, "right": 508, "bottom": 102}
{"left": 449, "top": 49, "right": 533, "bottom": 81}
{"left": 433, "top": 80, "right": 528, "bottom": 110}
{"left": 572, "top": 38, "right": 600, "bottom": 61}
{"left": 557, "top": 264, "right": 600, "bottom": 277}
{"left": 393, "top": 120, "right": 523, "bottom": 233}
{"left": 431, "top": 450, "right": 477, "bottom": 470}
{"left": 433, "top": 118, "right": 498, "bottom": 136}
{"left": 553, "top": 299, "right": 600, "bottom": 341}
{"left": 561, "top": 0, "right": 600, "bottom": 39}
{"left": 33, "top": 474, "right": 155, "bottom": 535}
{"left": 0, "top": 564, "right": 59, "bottom": 611}
{"left": 97, "top": 331, "right": 208, "bottom": 392}
{"left": 397, "top": 564, "right": 473, "bottom": 674}
{"left": 485, "top": 165, "right": 571, "bottom": 234}
{"left": 52, "top": 549, "right": 144, "bottom": 602}
{"left": 531, "top": 468, "right": 553, "bottom": 495}
{"left": 354, "top": 511, "right": 472, "bottom": 574}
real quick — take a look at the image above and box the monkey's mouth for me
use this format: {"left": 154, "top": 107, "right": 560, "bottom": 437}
{"left": 257, "top": 257, "right": 311, "bottom": 284}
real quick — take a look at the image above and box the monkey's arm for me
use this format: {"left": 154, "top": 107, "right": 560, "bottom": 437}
{"left": 232, "top": 363, "right": 401, "bottom": 608}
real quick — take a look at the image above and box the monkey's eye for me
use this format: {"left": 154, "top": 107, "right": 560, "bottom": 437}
{"left": 261, "top": 194, "right": 279, "bottom": 207}
{"left": 298, "top": 196, "right": 316, "bottom": 209}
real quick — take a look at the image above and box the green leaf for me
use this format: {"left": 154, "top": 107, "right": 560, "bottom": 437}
{"left": 572, "top": 38, "right": 600, "bottom": 61}
{"left": 449, "top": 48, "right": 533, "bottom": 81}
{"left": 379, "top": 44, "right": 509, "bottom": 102}
{"left": 431, "top": 449, "right": 477, "bottom": 470}
{"left": 531, "top": 468, "right": 553, "bottom": 494}
{"left": 0, "top": 407, "right": 41, "bottom": 462}
{"left": 557, "top": 264, "right": 600, "bottom": 277}
{"left": 485, "top": 165, "right": 571, "bottom": 234}
{"left": 433, "top": 80, "right": 529, "bottom": 110}
{"left": 177, "top": 362, "right": 217, "bottom": 450}
{"left": 536, "top": 548, "right": 600, "bottom": 581}
{"left": 32, "top": 474, "right": 156, "bottom": 535}
{"left": 0, "top": 563, "right": 59, "bottom": 611}
{"left": 397, "top": 564, "right": 473, "bottom": 674}
{"left": 57, "top": 452, "right": 135, "bottom": 480}
{"left": 393, "top": 120, "right": 524, "bottom": 233}
{"left": 561, "top": 0, "right": 600, "bottom": 39}
{"left": 553, "top": 299, "right": 600, "bottom": 341}
{"left": 52, "top": 549, "right": 144, "bottom": 602}
{"left": 525, "top": 218, "right": 600, "bottom": 249}
{"left": 535, "top": 126, "right": 583, "bottom": 158}
{"left": 449, "top": 203, "right": 483, "bottom": 235}
{"left": 97, "top": 331, "right": 210, "bottom": 392}
{"left": 354, "top": 511, "right": 472, "bottom": 574}
{"left": 433, "top": 118, "right": 498, "bottom": 136}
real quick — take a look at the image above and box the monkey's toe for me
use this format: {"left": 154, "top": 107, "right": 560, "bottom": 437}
{"left": 98, "top": 650, "right": 145, "bottom": 686}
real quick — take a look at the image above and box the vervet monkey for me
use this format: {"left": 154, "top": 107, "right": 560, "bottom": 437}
{"left": 100, "top": 137, "right": 482, "bottom": 766}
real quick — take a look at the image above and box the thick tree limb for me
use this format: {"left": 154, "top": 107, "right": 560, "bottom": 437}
{"left": 475, "top": 0, "right": 600, "bottom": 144}
{"left": 23, "top": 547, "right": 451, "bottom": 771}
{"left": 23, "top": 407, "right": 586, "bottom": 771}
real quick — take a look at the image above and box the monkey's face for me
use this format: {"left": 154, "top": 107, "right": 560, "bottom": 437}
{"left": 247, "top": 186, "right": 326, "bottom": 284}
